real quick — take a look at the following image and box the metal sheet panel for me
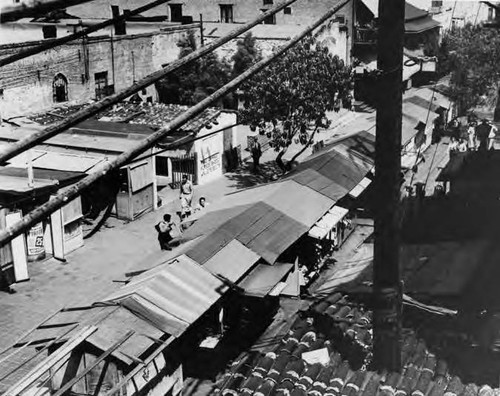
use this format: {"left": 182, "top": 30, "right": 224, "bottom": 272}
{"left": 237, "top": 263, "right": 294, "bottom": 297}
{"left": 245, "top": 215, "right": 308, "bottom": 264}
{"left": 6, "top": 150, "right": 47, "bottom": 168}
{"left": 204, "top": 240, "right": 260, "bottom": 283}
{"left": 264, "top": 180, "right": 334, "bottom": 227}
{"left": 31, "top": 151, "right": 104, "bottom": 173}
{"left": 349, "top": 177, "right": 372, "bottom": 198}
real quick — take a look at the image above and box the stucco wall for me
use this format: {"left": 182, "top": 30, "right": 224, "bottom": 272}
{"left": 0, "top": 26, "right": 200, "bottom": 119}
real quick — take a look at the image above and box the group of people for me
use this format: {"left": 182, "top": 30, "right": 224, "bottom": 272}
{"left": 449, "top": 118, "right": 498, "bottom": 155}
{"left": 155, "top": 174, "right": 208, "bottom": 251}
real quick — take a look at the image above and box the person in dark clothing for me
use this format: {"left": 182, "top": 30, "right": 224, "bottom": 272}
{"left": 251, "top": 137, "right": 262, "bottom": 173}
{"left": 476, "top": 119, "right": 492, "bottom": 153}
{"left": 155, "top": 214, "right": 178, "bottom": 251}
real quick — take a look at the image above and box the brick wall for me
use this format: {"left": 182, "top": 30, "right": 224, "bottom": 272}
{"left": 0, "top": 26, "right": 200, "bottom": 119}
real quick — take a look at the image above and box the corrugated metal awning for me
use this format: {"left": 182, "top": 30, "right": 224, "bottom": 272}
{"left": 308, "top": 206, "right": 349, "bottom": 240}
{"left": 102, "top": 255, "right": 229, "bottom": 337}
{"left": 237, "top": 263, "right": 294, "bottom": 297}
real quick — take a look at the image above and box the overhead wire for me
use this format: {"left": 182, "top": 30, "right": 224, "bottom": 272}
{"left": 0, "top": 0, "right": 173, "bottom": 68}
{"left": 0, "top": 0, "right": 299, "bottom": 165}
{"left": 0, "top": 0, "right": 352, "bottom": 249}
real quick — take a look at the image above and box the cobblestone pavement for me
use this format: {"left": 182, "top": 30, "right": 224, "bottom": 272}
{"left": 0, "top": 109, "right": 360, "bottom": 351}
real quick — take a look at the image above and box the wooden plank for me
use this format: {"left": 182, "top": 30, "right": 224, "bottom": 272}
{"left": 51, "top": 331, "right": 135, "bottom": 396}
{"left": 1, "top": 326, "right": 79, "bottom": 381}
{"left": 0, "top": 308, "right": 62, "bottom": 358}
{"left": 3, "top": 326, "right": 97, "bottom": 396}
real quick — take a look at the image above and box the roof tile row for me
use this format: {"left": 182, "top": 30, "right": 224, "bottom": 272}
{"left": 213, "top": 292, "right": 498, "bottom": 396}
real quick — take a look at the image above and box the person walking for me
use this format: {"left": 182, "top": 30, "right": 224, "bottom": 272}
{"left": 488, "top": 121, "right": 498, "bottom": 150}
{"left": 155, "top": 213, "right": 178, "bottom": 251}
{"left": 476, "top": 119, "right": 491, "bottom": 153}
{"left": 179, "top": 175, "right": 194, "bottom": 219}
{"left": 251, "top": 136, "right": 262, "bottom": 173}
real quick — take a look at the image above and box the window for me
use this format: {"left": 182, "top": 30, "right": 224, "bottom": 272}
{"left": 169, "top": 4, "right": 183, "bottom": 22}
{"left": 261, "top": 9, "right": 275, "bottom": 24}
{"left": 156, "top": 156, "right": 169, "bottom": 177}
{"left": 263, "top": 0, "right": 273, "bottom": 4}
{"left": 220, "top": 4, "right": 234, "bottom": 23}
{"left": 53, "top": 73, "right": 68, "bottom": 103}
{"left": 488, "top": 7, "right": 494, "bottom": 20}
{"left": 284, "top": 7, "right": 291, "bottom": 15}
{"left": 42, "top": 25, "right": 57, "bottom": 39}
{"left": 431, "top": 0, "right": 443, "bottom": 7}
{"left": 95, "top": 71, "right": 114, "bottom": 100}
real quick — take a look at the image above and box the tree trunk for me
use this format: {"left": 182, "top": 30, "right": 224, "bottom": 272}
{"left": 275, "top": 148, "right": 288, "bottom": 173}
{"left": 288, "top": 127, "right": 319, "bottom": 165}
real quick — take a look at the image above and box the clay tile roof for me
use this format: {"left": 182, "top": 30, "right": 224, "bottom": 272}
{"left": 212, "top": 292, "right": 499, "bottom": 396}
{"left": 27, "top": 101, "right": 222, "bottom": 134}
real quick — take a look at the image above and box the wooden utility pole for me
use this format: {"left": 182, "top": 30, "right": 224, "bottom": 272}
{"left": 373, "top": 0, "right": 405, "bottom": 372}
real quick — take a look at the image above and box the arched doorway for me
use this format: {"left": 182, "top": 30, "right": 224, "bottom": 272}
{"left": 53, "top": 73, "right": 68, "bottom": 103}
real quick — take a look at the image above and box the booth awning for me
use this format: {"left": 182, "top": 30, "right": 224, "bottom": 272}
{"left": 405, "top": 15, "right": 440, "bottom": 34}
{"left": 349, "top": 177, "right": 372, "bottom": 198}
{"left": 308, "top": 206, "right": 349, "bottom": 240}
{"left": 237, "top": 263, "right": 294, "bottom": 297}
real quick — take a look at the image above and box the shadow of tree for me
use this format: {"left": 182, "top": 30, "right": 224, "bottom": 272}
{"left": 225, "top": 159, "right": 284, "bottom": 189}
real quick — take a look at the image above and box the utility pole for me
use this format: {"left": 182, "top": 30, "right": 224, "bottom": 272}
{"left": 373, "top": 0, "right": 405, "bottom": 372}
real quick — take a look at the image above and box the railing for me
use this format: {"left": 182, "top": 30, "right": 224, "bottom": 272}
{"left": 354, "top": 27, "right": 377, "bottom": 44}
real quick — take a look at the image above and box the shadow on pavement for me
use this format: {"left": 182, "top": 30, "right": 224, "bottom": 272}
{"left": 225, "top": 159, "right": 284, "bottom": 189}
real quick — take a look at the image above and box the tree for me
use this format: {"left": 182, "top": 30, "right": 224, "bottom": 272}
{"left": 156, "top": 31, "right": 232, "bottom": 107}
{"left": 239, "top": 36, "right": 352, "bottom": 172}
{"left": 438, "top": 24, "right": 500, "bottom": 116}
{"left": 232, "top": 32, "right": 262, "bottom": 77}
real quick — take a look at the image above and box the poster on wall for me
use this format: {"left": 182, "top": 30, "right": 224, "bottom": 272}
{"left": 27, "top": 222, "right": 46, "bottom": 261}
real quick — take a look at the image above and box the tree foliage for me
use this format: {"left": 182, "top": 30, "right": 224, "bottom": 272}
{"left": 438, "top": 25, "right": 500, "bottom": 115}
{"left": 239, "top": 36, "right": 352, "bottom": 171}
{"left": 232, "top": 33, "right": 262, "bottom": 77}
{"left": 156, "top": 31, "right": 232, "bottom": 106}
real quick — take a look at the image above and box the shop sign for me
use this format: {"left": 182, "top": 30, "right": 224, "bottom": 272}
{"left": 200, "top": 153, "right": 220, "bottom": 177}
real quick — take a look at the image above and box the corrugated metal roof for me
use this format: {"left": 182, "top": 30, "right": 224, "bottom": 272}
{"left": 237, "top": 263, "right": 294, "bottom": 297}
{"left": 186, "top": 202, "right": 309, "bottom": 265}
{"left": 0, "top": 166, "right": 84, "bottom": 185}
{"left": 204, "top": 239, "right": 260, "bottom": 283}
{"left": 102, "top": 255, "right": 228, "bottom": 337}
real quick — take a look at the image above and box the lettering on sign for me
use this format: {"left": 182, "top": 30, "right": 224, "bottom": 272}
{"left": 200, "top": 153, "right": 220, "bottom": 178}
{"left": 27, "top": 222, "right": 45, "bottom": 256}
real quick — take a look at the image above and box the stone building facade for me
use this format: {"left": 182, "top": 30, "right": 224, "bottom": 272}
{"left": 0, "top": 24, "right": 201, "bottom": 119}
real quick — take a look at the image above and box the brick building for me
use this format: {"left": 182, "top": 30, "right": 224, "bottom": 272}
{"left": 0, "top": 24, "right": 201, "bottom": 119}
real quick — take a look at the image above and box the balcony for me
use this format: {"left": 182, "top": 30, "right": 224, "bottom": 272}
{"left": 354, "top": 26, "right": 377, "bottom": 45}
